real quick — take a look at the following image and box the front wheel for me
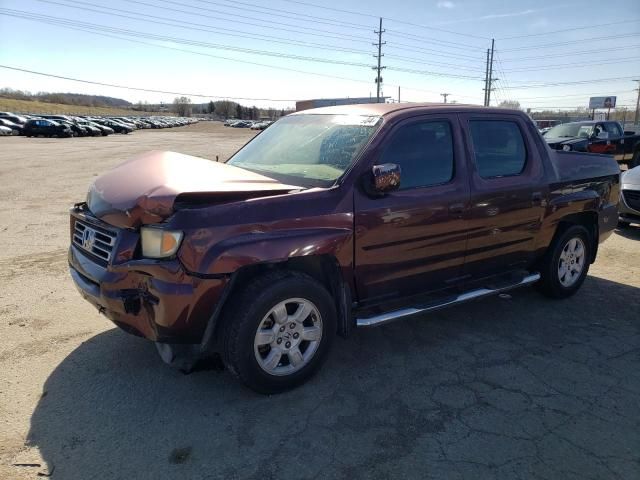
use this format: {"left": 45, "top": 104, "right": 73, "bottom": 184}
{"left": 630, "top": 150, "right": 640, "bottom": 169}
{"left": 222, "top": 271, "right": 336, "bottom": 394}
{"left": 537, "top": 225, "right": 591, "bottom": 299}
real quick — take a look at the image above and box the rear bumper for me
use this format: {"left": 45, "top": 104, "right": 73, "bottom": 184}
{"left": 69, "top": 244, "right": 228, "bottom": 343}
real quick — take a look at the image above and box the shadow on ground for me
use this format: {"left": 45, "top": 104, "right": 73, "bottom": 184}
{"left": 27, "top": 276, "right": 640, "bottom": 479}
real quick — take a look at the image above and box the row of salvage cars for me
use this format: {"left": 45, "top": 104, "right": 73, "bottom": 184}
{"left": 0, "top": 111, "right": 197, "bottom": 138}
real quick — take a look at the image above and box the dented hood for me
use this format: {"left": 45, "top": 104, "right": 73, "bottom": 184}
{"left": 87, "top": 151, "right": 299, "bottom": 228}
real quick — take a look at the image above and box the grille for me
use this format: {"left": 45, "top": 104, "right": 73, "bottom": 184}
{"left": 73, "top": 220, "right": 117, "bottom": 262}
{"left": 623, "top": 190, "right": 640, "bottom": 212}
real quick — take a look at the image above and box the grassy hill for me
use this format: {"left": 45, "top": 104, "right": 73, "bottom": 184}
{"left": 0, "top": 97, "right": 160, "bottom": 116}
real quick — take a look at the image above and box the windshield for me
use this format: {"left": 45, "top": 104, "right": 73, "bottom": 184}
{"left": 227, "top": 114, "right": 381, "bottom": 188}
{"left": 546, "top": 123, "right": 594, "bottom": 138}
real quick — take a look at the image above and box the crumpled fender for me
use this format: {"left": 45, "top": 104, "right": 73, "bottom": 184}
{"left": 186, "top": 228, "right": 354, "bottom": 276}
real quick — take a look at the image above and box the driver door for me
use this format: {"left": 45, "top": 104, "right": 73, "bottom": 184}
{"left": 354, "top": 114, "right": 470, "bottom": 304}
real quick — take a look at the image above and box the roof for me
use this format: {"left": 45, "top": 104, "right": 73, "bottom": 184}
{"left": 289, "top": 102, "right": 517, "bottom": 117}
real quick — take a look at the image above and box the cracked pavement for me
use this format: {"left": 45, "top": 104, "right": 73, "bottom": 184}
{"left": 1, "top": 124, "right": 639, "bottom": 479}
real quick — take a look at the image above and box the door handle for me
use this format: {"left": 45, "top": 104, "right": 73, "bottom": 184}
{"left": 531, "top": 192, "right": 543, "bottom": 206}
{"left": 449, "top": 203, "right": 465, "bottom": 215}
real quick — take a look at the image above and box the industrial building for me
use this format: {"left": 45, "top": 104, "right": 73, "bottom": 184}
{"left": 295, "top": 97, "right": 389, "bottom": 112}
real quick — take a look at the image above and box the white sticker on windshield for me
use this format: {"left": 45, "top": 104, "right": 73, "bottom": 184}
{"left": 331, "top": 115, "right": 380, "bottom": 127}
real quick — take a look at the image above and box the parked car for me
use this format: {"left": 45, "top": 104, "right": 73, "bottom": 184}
{"left": 619, "top": 166, "right": 640, "bottom": 227}
{"left": 68, "top": 104, "right": 620, "bottom": 393}
{"left": 0, "top": 118, "right": 23, "bottom": 135}
{"left": 88, "top": 121, "right": 114, "bottom": 136}
{"left": 0, "top": 114, "right": 28, "bottom": 125}
{"left": 250, "top": 121, "right": 272, "bottom": 130}
{"left": 544, "top": 120, "right": 640, "bottom": 168}
{"left": 23, "top": 119, "right": 73, "bottom": 137}
{"left": 0, "top": 125, "right": 12, "bottom": 136}
{"left": 56, "top": 120, "right": 90, "bottom": 137}
{"left": 93, "top": 119, "right": 133, "bottom": 134}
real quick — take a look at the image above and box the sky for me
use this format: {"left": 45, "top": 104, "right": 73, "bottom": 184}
{"left": 0, "top": 0, "right": 639, "bottom": 110}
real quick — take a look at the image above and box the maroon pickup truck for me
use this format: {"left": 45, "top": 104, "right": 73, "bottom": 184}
{"left": 69, "top": 104, "right": 620, "bottom": 393}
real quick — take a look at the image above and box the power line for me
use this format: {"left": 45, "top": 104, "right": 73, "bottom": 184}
{"left": 2, "top": 17, "right": 379, "bottom": 85}
{"left": 5, "top": 9, "right": 487, "bottom": 82}
{"left": 124, "top": 0, "right": 373, "bottom": 43}
{"left": 387, "top": 66, "right": 483, "bottom": 81}
{"left": 2, "top": 9, "right": 372, "bottom": 60}
{"left": 499, "top": 46, "right": 640, "bottom": 62}
{"left": 33, "top": 1, "right": 373, "bottom": 54}
{"left": 498, "top": 18, "right": 640, "bottom": 39}
{"left": 0, "top": 64, "right": 298, "bottom": 102}
{"left": 265, "top": 0, "right": 489, "bottom": 39}
{"left": 501, "top": 32, "right": 640, "bottom": 51}
{"left": 3, "top": 12, "right": 452, "bottom": 99}
{"left": 501, "top": 57, "right": 640, "bottom": 73}
{"left": 514, "top": 90, "right": 636, "bottom": 100}
{"left": 188, "top": 0, "right": 373, "bottom": 31}
{"left": 384, "top": 30, "right": 486, "bottom": 51}
{"left": 504, "top": 76, "right": 640, "bottom": 89}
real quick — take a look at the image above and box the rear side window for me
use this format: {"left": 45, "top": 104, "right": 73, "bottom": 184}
{"left": 380, "top": 120, "right": 454, "bottom": 189}
{"left": 469, "top": 120, "right": 526, "bottom": 178}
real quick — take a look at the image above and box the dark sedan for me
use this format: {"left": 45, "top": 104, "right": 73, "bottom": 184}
{"left": 23, "top": 119, "right": 73, "bottom": 138}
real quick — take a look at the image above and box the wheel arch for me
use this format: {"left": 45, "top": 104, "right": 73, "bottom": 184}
{"left": 554, "top": 211, "right": 599, "bottom": 263}
{"left": 200, "top": 254, "right": 354, "bottom": 355}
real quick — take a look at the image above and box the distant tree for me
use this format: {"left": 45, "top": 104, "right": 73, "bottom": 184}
{"left": 235, "top": 103, "right": 243, "bottom": 119}
{"left": 497, "top": 100, "right": 521, "bottom": 110}
{"left": 207, "top": 101, "right": 216, "bottom": 114}
{"left": 215, "top": 100, "right": 235, "bottom": 118}
{"left": 173, "top": 96, "right": 192, "bottom": 116}
{"left": 280, "top": 109, "right": 285, "bottom": 117}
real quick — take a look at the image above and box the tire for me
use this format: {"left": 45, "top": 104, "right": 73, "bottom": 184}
{"left": 630, "top": 150, "right": 640, "bottom": 169}
{"left": 537, "top": 225, "right": 591, "bottom": 299}
{"left": 221, "top": 271, "right": 336, "bottom": 394}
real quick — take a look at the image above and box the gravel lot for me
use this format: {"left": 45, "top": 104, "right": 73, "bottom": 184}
{"left": 1, "top": 122, "right": 639, "bottom": 480}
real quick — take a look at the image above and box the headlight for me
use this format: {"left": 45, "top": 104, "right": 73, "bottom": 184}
{"left": 140, "top": 227, "right": 183, "bottom": 258}
{"left": 562, "top": 144, "right": 572, "bottom": 152}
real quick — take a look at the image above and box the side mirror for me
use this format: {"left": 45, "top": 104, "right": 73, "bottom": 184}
{"left": 371, "top": 163, "right": 401, "bottom": 194}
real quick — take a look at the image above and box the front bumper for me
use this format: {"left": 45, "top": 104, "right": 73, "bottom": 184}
{"left": 68, "top": 211, "right": 228, "bottom": 343}
{"left": 619, "top": 187, "right": 640, "bottom": 224}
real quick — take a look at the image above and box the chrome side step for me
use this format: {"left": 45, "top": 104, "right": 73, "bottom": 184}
{"left": 356, "top": 273, "right": 541, "bottom": 328}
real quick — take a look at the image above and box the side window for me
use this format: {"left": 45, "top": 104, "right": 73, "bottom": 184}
{"left": 605, "top": 123, "right": 621, "bottom": 137}
{"left": 380, "top": 121, "right": 454, "bottom": 189}
{"left": 469, "top": 120, "right": 527, "bottom": 178}
{"left": 594, "top": 124, "right": 608, "bottom": 139}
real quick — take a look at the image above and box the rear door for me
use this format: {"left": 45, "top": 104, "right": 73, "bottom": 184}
{"left": 354, "top": 114, "right": 470, "bottom": 303}
{"left": 459, "top": 114, "right": 548, "bottom": 280}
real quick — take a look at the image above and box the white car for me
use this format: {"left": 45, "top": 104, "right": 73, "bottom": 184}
{"left": 0, "top": 125, "right": 13, "bottom": 136}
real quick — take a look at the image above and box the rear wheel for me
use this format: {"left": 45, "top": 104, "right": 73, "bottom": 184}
{"left": 537, "top": 225, "right": 591, "bottom": 299}
{"left": 222, "top": 271, "right": 336, "bottom": 394}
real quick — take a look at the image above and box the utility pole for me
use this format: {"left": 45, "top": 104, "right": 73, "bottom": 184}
{"left": 373, "top": 17, "right": 386, "bottom": 103}
{"left": 483, "top": 48, "right": 490, "bottom": 106}
{"left": 486, "top": 38, "right": 495, "bottom": 107}
{"left": 440, "top": 93, "right": 450, "bottom": 103}
{"left": 634, "top": 79, "right": 640, "bottom": 126}
{"left": 398, "top": 86, "right": 401, "bottom": 103}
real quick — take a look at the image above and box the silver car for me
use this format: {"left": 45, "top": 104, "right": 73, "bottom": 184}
{"left": 619, "top": 166, "right": 640, "bottom": 227}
